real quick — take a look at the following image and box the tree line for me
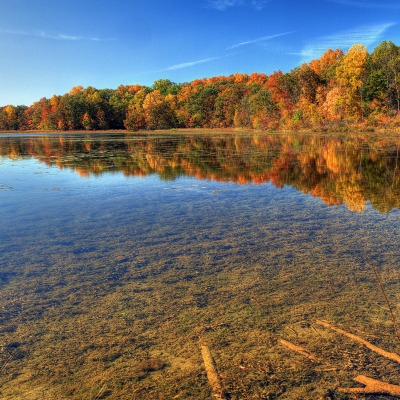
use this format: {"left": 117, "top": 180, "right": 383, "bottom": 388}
{"left": 1, "top": 41, "right": 400, "bottom": 132}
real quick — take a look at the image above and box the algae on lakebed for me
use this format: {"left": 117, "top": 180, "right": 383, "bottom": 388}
{"left": 0, "top": 132, "right": 399, "bottom": 399}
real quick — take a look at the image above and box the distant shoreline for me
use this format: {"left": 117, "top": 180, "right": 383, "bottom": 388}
{"left": 1, "top": 127, "right": 400, "bottom": 136}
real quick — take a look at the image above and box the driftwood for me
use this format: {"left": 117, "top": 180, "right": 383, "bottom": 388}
{"left": 278, "top": 339, "right": 317, "bottom": 361}
{"left": 316, "top": 320, "right": 400, "bottom": 364}
{"left": 339, "top": 375, "right": 400, "bottom": 396}
{"left": 200, "top": 343, "right": 226, "bottom": 400}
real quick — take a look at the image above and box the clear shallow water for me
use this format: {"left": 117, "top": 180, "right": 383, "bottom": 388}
{"left": 0, "top": 133, "right": 399, "bottom": 399}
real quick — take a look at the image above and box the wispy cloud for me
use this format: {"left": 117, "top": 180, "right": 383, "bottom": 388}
{"left": 207, "top": 0, "right": 243, "bottom": 10}
{"left": 324, "top": 0, "right": 400, "bottom": 9}
{"left": 0, "top": 28, "right": 105, "bottom": 41}
{"left": 296, "top": 22, "right": 396, "bottom": 61}
{"left": 207, "top": 0, "right": 270, "bottom": 10}
{"left": 149, "top": 53, "right": 236, "bottom": 74}
{"left": 166, "top": 56, "right": 222, "bottom": 71}
{"left": 227, "top": 31, "right": 294, "bottom": 50}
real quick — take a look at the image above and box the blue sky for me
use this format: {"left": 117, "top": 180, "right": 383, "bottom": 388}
{"left": 0, "top": 0, "right": 399, "bottom": 106}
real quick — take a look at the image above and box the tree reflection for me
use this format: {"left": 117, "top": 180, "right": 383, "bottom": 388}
{"left": 1, "top": 134, "right": 399, "bottom": 212}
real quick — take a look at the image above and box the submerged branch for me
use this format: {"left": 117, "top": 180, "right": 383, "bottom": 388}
{"left": 339, "top": 375, "right": 400, "bottom": 396}
{"left": 316, "top": 320, "right": 400, "bottom": 364}
{"left": 278, "top": 339, "right": 317, "bottom": 361}
{"left": 200, "top": 342, "right": 227, "bottom": 400}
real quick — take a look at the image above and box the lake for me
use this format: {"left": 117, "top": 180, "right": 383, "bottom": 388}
{"left": 0, "top": 132, "right": 399, "bottom": 399}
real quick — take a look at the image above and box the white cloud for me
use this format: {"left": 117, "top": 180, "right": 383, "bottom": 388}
{"left": 227, "top": 31, "right": 295, "bottom": 50}
{"left": 296, "top": 22, "right": 396, "bottom": 62}
{"left": 207, "top": 0, "right": 243, "bottom": 10}
{"left": 207, "top": 0, "right": 270, "bottom": 10}
{"left": 0, "top": 28, "right": 103, "bottom": 41}
{"left": 166, "top": 56, "right": 222, "bottom": 70}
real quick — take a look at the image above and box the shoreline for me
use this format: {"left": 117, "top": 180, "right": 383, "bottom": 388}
{"left": 1, "top": 126, "right": 400, "bottom": 136}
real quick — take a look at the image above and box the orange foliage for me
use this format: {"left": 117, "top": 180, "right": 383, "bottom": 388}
{"left": 309, "top": 49, "right": 344, "bottom": 75}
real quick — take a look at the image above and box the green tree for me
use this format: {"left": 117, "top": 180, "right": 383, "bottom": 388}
{"left": 184, "top": 84, "right": 219, "bottom": 127}
{"left": 152, "top": 79, "right": 180, "bottom": 96}
{"left": 249, "top": 87, "right": 278, "bottom": 128}
{"left": 370, "top": 41, "right": 400, "bottom": 112}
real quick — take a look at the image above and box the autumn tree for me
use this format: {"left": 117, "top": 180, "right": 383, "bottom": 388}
{"left": 0, "top": 105, "right": 27, "bottom": 130}
{"left": 321, "top": 86, "right": 347, "bottom": 122}
{"left": 124, "top": 107, "right": 146, "bottom": 131}
{"left": 234, "top": 96, "right": 251, "bottom": 128}
{"left": 0, "top": 108, "right": 7, "bottom": 130}
{"left": 110, "top": 85, "right": 147, "bottom": 128}
{"left": 142, "top": 90, "right": 177, "bottom": 130}
{"left": 123, "top": 87, "right": 151, "bottom": 131}
{"left": 293, "top": 64, "right": 321, "bottom": 103}
{"left": 214, "top": 85, "right": 244, "bottom": 127}
{"left": 310, "top": 48, "right": 344, "bottom": 82}
{"left": 335, "top": 44, "right": 369, "bottom": 121}
{"left": 265, "top": 71, "right": 296, "bottom": 122}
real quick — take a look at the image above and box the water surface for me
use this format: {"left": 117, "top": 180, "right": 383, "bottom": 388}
{"left": 0, "top": 133, "right": 399, "bottom": 399}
